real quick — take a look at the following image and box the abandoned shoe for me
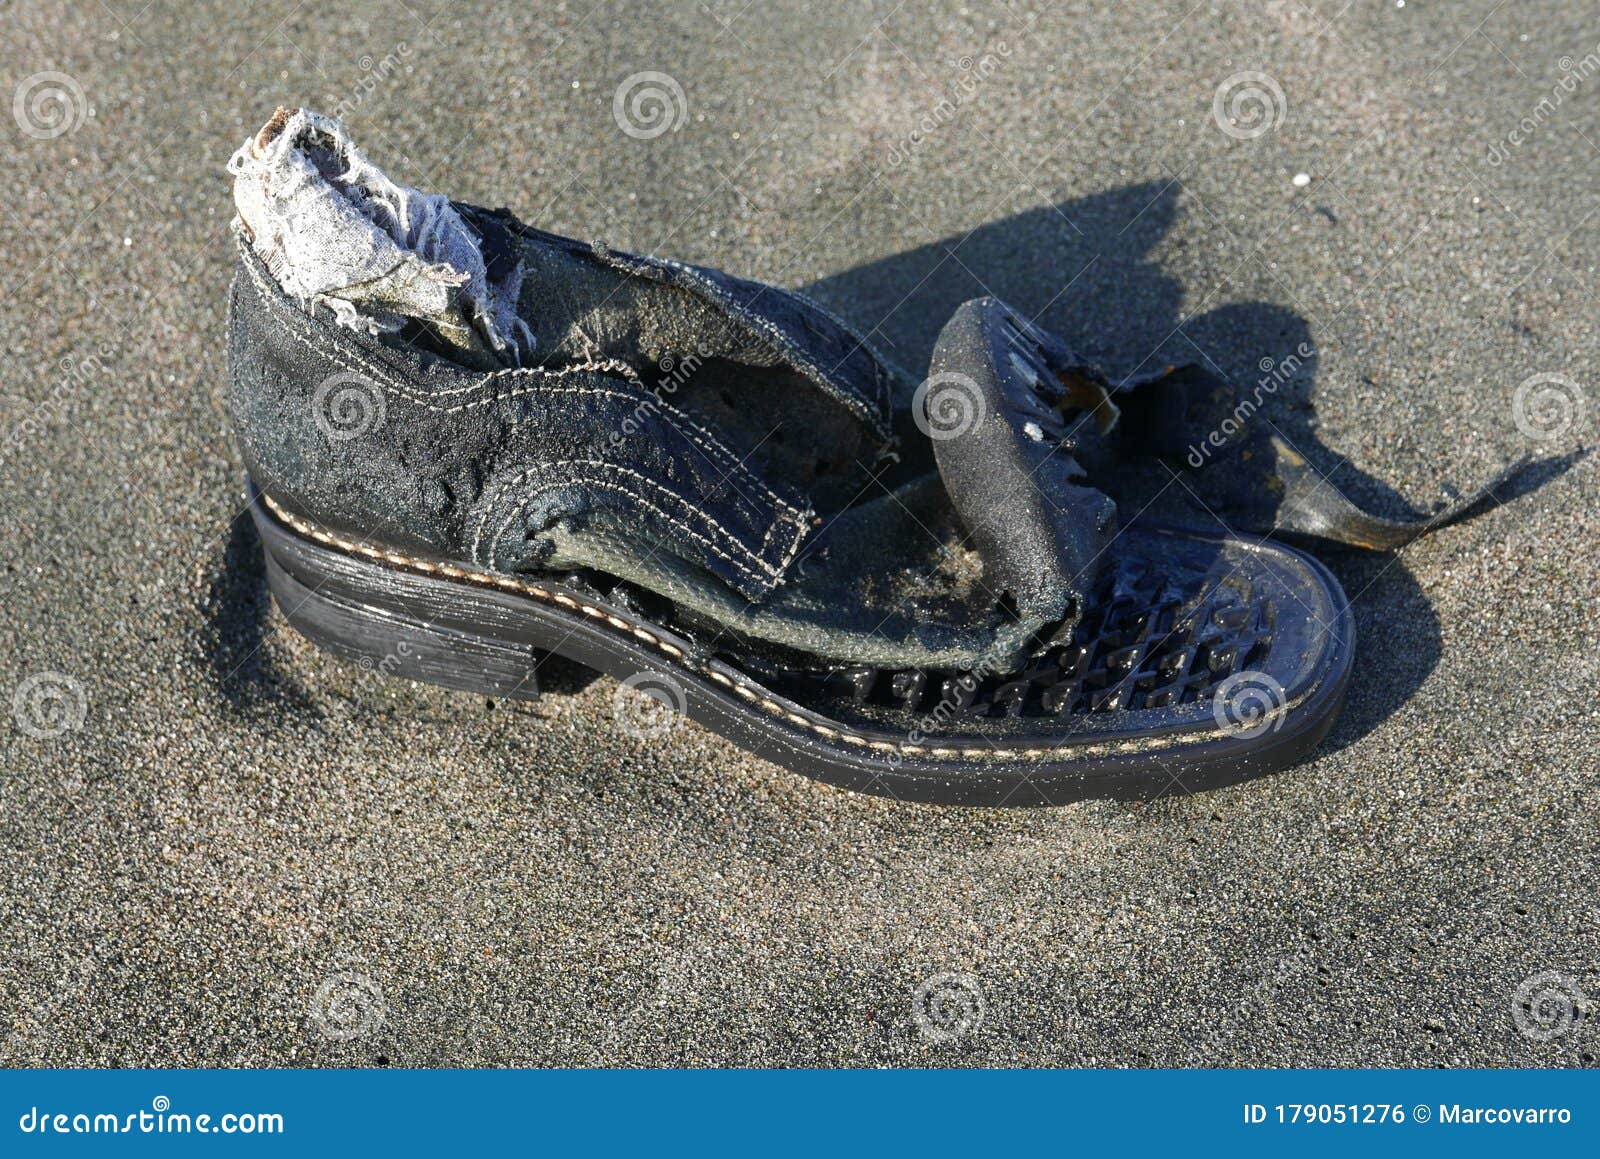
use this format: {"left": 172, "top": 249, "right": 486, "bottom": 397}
{"left": 227, "top": 108, "right": 1354, "bottom": 805}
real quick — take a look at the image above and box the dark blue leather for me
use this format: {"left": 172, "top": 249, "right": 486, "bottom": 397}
{"left": 228, "top": 233, "right": 820, "bottom": 602}
{"left": 586, "top": 241, "right": 897, "bottom": 445}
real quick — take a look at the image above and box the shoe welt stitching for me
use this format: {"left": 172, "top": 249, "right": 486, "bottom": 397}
{"left": 259, "top": 493, "right": 1307, "bottom": 763}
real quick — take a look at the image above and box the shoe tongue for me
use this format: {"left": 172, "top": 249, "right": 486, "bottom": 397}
{"left": 227, "top": 107, "right": 531, "bottom": 369}
{"left": 924, "top": 298, "right": 1119, "bottom": 635}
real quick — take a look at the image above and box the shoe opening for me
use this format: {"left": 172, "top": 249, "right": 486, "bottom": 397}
{"left": 227, "top": 106, "right": 533, "bottom": 369}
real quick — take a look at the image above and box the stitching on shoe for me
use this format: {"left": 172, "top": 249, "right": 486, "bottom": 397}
{"left": 475, "top": 461, "right": 806, "bottom": 587}
{"left": 242, "top": 252, "right": 808, "bottom": 593}
{"left": 767, "top": 506, "right": 813, "bottom": 577}
{"left": 240, "top": 250, "right": 806, "bottom": 524}
{"left": 260, "top": 494, "right": 1308, "bottom": 764}
{"left": 756, "top": 503, "right": 813, "bottom": 576}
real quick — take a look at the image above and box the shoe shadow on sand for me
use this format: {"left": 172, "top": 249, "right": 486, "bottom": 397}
{"left": 201, "top": 511, "right": 321, "bottom": 719}
{"left": 201, "top": 182, "right": 1568, "bottom": 765}
{"left": 804, "top": 180, "right": 1573, "bottom": 757}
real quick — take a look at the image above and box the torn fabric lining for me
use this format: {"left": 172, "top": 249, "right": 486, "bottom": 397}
{"left": 227, "top": 106, "right": 532, "bottom": 368}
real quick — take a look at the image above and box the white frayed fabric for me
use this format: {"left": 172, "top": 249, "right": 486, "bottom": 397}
{"left": 228, "top": 107, "right": 532, "bottom": 365}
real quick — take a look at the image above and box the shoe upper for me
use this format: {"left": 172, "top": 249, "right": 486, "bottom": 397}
{"left": 227, "top": 107, "right": 1508, "bottom": 681}
{"left": 228, "top": 206, "right": 1065, "bottom": 671}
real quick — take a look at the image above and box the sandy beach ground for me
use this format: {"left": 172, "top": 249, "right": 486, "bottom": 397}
{"left": 1, "top": 0, "right": 1596, "bottom": 1065}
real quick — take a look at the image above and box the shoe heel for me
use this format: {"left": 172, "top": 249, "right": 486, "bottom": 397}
{"left": 262, "top": 546, "right": 547, "bottom": 700}
{"left": 247, "top": 483, "right": 572, "bottom": 702}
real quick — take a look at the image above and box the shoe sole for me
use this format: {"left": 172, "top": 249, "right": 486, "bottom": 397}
{"left": 249, "top": 479, "right": 1354, "bottom": 806}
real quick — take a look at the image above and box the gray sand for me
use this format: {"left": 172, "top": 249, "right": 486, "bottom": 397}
{"left": 1, "top": 0, "right": 1596, "bottom": 1066}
